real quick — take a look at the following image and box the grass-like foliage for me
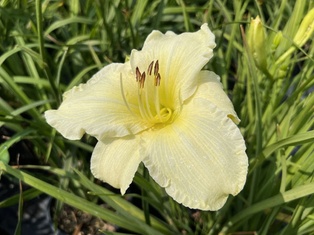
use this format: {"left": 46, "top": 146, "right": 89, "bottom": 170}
{"left": 0, "top": 0, "right": 313, "bottom": 234}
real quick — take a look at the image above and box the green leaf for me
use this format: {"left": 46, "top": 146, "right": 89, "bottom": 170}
{"left": 74, "top": 169, "right": 173, "bottom": 235}
{"left": 0, "top": 188, "right": 42, "bottom": 208}
{"left": 44, "top": 17, "right": 94, "bottom": 36}
{"left": 221, "top": 183, "right": 314, "bottom": 233}
{"left": 0, "top": 162, "right": 166, "bottom": 235}
{"left": 251, "top": 130, "right": 314, "bottom": 172}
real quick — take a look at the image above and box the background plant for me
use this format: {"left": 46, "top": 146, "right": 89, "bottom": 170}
{"left": 0, "top": 0, "right": 313, "bottom": 234}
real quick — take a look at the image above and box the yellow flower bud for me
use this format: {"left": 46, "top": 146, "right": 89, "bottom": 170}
{"left": 247, "top": 16, "right": 267, "bottom": 71}
{"left": 293, "top": 8, "right": 314, "bottom": 47}
{"left": 275, "top": 8, "right": 314, "bottom": 66}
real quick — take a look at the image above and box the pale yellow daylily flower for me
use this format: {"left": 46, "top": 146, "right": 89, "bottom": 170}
{"left": 45, "top": 24, "right": 248, "bottom": 211}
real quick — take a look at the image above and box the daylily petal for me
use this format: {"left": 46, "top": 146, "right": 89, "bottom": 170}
{"left": 90, "top": 136, "right": 144, "bottom": 194}
{"left": 45, "top": 63, "right": 152, "bottom": 140}
{"left": 142, "top": 98, "right": 248, "bottom": 210}
{"left": 130, "top": 24, "right": 216, "bottom": 110}
{"left": 195, "top": 70, "right": 240, "bottom": 124}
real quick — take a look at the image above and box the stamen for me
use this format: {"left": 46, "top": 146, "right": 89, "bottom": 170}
{"left": 136, "top": 67, "right": 141, "bottom": 82}
{"left": 135, "top": 60, "right": 171, "bottom": 124}
{"left": 154, "top": 81, "right": 161, "bottom": 121}
{"left": 154, "top": 60, "right": 159, "bottom": 76}
{"left": 143, "top": 72, "right": 154, "bottom": 121}
{"left": 140, "top": 72, "right": 146, "bottom": 89}
{"left": 155, "top": 73, "right": 161, "bottom": 86}
{"left": 136, "top": 67, "right": 153, "bottom": 121}
{"left": 147, "top": 61, "right": 154, "bottom": 75}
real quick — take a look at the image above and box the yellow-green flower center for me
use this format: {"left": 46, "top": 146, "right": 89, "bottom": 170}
{"left": 135, "top": 60, "right": 172, "bottom": 124}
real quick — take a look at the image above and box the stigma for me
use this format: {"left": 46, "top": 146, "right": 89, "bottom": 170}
{"left": 135, "top": 60, "right": 172, "bottom": 124}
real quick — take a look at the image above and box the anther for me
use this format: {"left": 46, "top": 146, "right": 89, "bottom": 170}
{"left": 140, "top": 72, "right": 146, "bottom": 88}
{"left": 136, "top": 67, "right": 141, "bottom": 82}
{"left": 147, "top": 61, "right": 154, "bottom": 75}
{"left": 155, "top": 73, "right": 161, "bottom": 86}
{"left": 154, "top": 60, "right": 159, "bottom": 76}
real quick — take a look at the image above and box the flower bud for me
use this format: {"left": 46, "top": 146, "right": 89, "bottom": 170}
{"left": 293, "top": 8, "right": 314, "bottom": 48}
{"left": 272, "top": 31, "right": 283, "bottom": 50}
{"left": 275, "top": 8, "right": 314, "bottom": 66}
{"left": 247, "top": 16, "right": 267, "bottom": 71}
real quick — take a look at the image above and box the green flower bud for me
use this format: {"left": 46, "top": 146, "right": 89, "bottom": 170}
{"left": 272, "top": 31, "right": 283, "bottom": 50}
{"left": 247, "top": 16, "right": 267, "bottom": 71}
